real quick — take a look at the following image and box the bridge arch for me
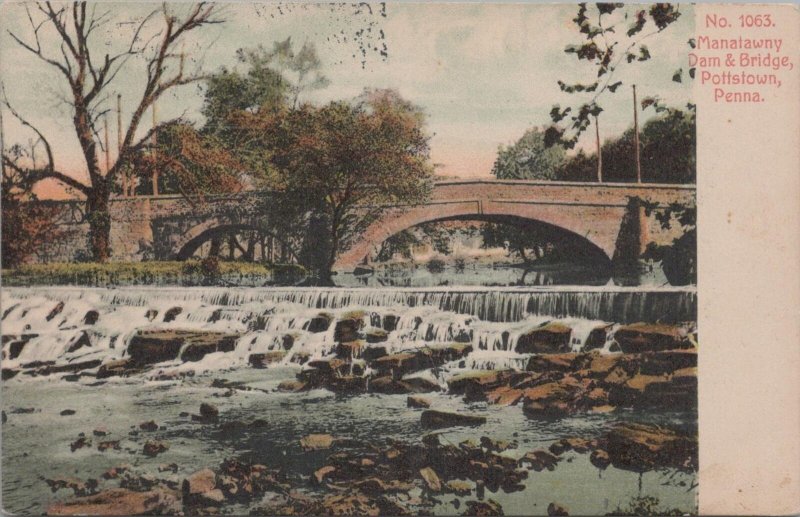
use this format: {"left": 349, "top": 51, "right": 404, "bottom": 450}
{"left": 334, "top": 200, "right": 624, "bottom": 271}
{"left": 175, "top": 222, "right": 299, "bottom": 263}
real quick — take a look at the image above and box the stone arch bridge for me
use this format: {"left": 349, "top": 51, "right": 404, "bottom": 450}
{"left": 43, "top": 180, "right": 695, "bottom": 270}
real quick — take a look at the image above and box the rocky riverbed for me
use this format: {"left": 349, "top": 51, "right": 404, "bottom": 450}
{"left": 1, "top": 287, "right": 698, "bottom": 515}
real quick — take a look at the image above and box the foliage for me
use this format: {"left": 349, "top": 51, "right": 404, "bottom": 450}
{"left": 492, "top": 127, "right": 566, "bottom": 180}
{"left": 1, "top": 154, "right": 68, "bottom": 268}
{"left": 557, "top": 105, "right": 696, "bottom": 184}
{"left": 2, "top": 261, "right": 306, "bottom": 287}
{"left": 641, "top": 200, "right": 697, "bottom": 285}
{"left": 132, "top": 123, "right": 246, "bottom": 198}
{"left": 546, "top": 3, "right": 684, "bottom": 148}
{"left": 481, "top": 222, "right": 552, "bottom": 265}
{"left": 426, "top": 258, "right": 446, "bottom": 273}
{"left": 376, "top": 222, "right": 453, "bottom": 262}
{"left": 234, "top": 88, "right": 434, "bottom": 278}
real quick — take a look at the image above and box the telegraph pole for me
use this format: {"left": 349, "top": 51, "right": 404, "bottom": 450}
{"left": 103, "top": 114, "right": 110, "bottom": 174}
{"left": 632, "top": 84, "right": 642, "bottom": 183}
{"left": 594, "top": 115, "right": 602, "bottom": 182}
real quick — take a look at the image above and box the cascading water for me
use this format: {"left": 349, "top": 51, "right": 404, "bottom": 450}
{"left": 1, "top": 286, "right": 696, "bottom": 378}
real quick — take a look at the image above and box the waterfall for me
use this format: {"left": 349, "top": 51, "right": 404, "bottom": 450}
{"left": 1, "top": 286, "right": 696, "bottom": 377}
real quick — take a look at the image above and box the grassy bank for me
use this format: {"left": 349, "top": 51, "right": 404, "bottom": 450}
{"left": 2, "top": 261, "right": 307, "bottom": 287}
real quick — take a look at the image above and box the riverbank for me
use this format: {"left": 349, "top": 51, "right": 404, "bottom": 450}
{"left": 2, "top": 262, "right": 306, "bottom": 287}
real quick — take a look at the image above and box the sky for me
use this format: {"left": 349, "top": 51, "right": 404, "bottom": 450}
{"left": 0, "top": 2, "right": 695, "bottom": 196}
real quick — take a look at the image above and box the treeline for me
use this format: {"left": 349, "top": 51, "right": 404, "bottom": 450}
{"left": 493, "top": 106, "right": 696, "bottom": 184}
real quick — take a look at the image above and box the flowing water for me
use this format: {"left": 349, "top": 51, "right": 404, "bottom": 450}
{"left": 1, "top": 286, "right": 697, "bottom": 515}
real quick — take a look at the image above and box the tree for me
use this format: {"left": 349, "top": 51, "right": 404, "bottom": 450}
{"left": 1, "top": 145, "right": 67, "bottom": 268}
{"left": 2, "top": 2, "right": 222, "bottom": 261}
{"left": 236, "top": 89, "right": 434, "bottom": 279}
{"left": 641, "top": 200, "right": 696, "bottom": 285}
{"left": 546, "top": 3, "right": 684, "bottom": 148}
{"left": 491, "top": 127, "right": 566, "bottom": 180}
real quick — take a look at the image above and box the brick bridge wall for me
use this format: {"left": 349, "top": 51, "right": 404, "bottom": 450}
{"left": 41, "top": 180, "right": 695, "bottom": 269}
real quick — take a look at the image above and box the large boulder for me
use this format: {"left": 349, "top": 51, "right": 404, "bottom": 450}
{"left": 248, "top": 351, "right": 286, "bottom": 368}
{"left": 526, "top": 353, "right": 577, "bottom": 373}
{"left": 334, "top": 311, "right": 367, "bottom": 342}
{"left": 515, "top": 323, "right": 572, "bottom": 354}
{"left": 127, "top": 329, "right": 239, "bottom": 365}
{"left": 613, "top": 323, "right": 693, "bottom": 353}
{"left": 46, "top": 488, "right": 181, "bottom": 515}
{"left": 307, "top": 313, "right": 334, "bottom": 333}
{"left": 605, "top": 422, "right": 698, "bottom": 472}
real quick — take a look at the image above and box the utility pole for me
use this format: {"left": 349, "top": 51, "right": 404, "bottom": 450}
{"left": 103, "top": 114, "right": 110, "bottom": 175}
{"left": 151, "top": 101, "right": 159, "bottom": 196}
{"left": 117, "top": 94, "right": 127, "bottom": 196}
{"left": 632, "top": 84, "right": 642, "bottom": 183}
{"left": 594, "top": 115, "right": 602, "bottom": 182}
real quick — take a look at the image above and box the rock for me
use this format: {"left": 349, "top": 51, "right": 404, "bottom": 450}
{"left": 66, "top": 332, "right": 92, "bottom": 353}
{"left": 142, "top": 440, "right": 169, "bottom": 457}
{"left": 462, "top": 499, "right": 504, "bottom": 516}
{"left": 60, "top": 409, "right": 76, "bottom": 416}
{"left": 1, "top": 411, "right": 5, "bottom": 424}
{"left": 159, "top": 463, "right": 179, "bottom": 473}
{"left": 313, "top": 465, "right": 336, "bottom": 485}
{"left": 127, "top": 329, "right": 239, "bottom": 365}
{"left": 403, "top": 376, "right": 442, "bottom": 393}
{"left": 335, "top": 340, "right": 364, "bottom": 359}
{"left": 139, "top": 420, "right": 159, "bottom": 432}
{"left": 102, "top": 465, "right": 130, "bottom": 480}
{"left": 334, "top": 311, "right": 366, "bottom": 342}
{"left": 362, "top": 345, "right": 388, "bottom": 362}
{"left": 447, "top": 370, "right": 516, "bottom": 396}
{"left": 582, "top": 325, "right": 612, "bottom": 352}
{"left": 46, "top": 301, "right": 65, "bottom": 321}
{"left": 526, "top": 353, "right": 577, "bottom": 373}
{"left": 484, "top": 386, "right": 524, "bottom": 406}
{"left": 420, "top": 410, "right": 487, "bottom": 429}
{"left": 407, "top": 395, "right": 431, "bottom": 409}
{"left": 371, "top": 344, "right": 473, "bottom": 378}
{"left": 638, "top": 368, "right": 697, "bottom": 409}
{"left": 163, "top": 307, "right": 183, "bottom": 322}
{"left": 365, "top": 328, "right": 389, "bottom": 343}
{"left": 145, "top": 309, "right": 159, "bottom": 321}
{"left": 46, "top": 488, "right": 181, "bottom": 515}
{"left": 96, "top": 358, "right": 136, "bottom": 379}
{"left": 2, "top": 368, "right": 19, "bottom": 380}
{"left": 93, "top": 426, "right": 108, "bottom": 437}
{"left": 248, "top": 351, "right": 286, "bottom": 368}
{"left": 382, "top": 314, "right": 400, "bottom": 332}
{"left": 322, "top": 493, "right": 380, "bottom": 516}
{"left": 480, "top": 436, "right": 517, "bottom": 453}
{"left": 515, "top": 322, "right": 572, "bottom": 354}
{"left": 44, "top": 477, "right": 99, "bottom": 497}
{"left": 6, "top": 334, "right": 38, "bottom": 360}
{"left": 82, "top": 310, "right": 100, "bottom": 325}
{"left": 638, "top": 350, "right": 697, "bottom": 375}
{"left": 70, "top": 436, "right": 91, "bottom": 452}
{"left": 290, "top": 351, "right": 311, "bottom": 365}
{"left": 519, "top": 449, "right": 560, "bottom": 471}
{"left": 300, "top": 433, "right": 334, "bottom": 451}
{"left": 589, "top": 449, "right": 611, "bottom": 470}
{"left": 183, "top": 468, "right": 217, "bottom": 498}
{"left": 613, "top": 323, "right": 692, "bottom": 353}
{"left": 605, "top": 422, "right": 698, "bottom": 472}
{"left": 446, "top": 480, "right": 472, "bottom": 496}
{"left": 521, "top": 381, "right": 585, "bottom": 419}
{"left": 277, "top": 380, "right": 307, "bottom": 392}
{"left": 329, "top": 375, "right": 367, "bottom": 394}
{"left": 547, "top": 502, "right": 570, "bottom": 516}
{"left": 97, "top": 440, "right": 121, "bottom": 452}
{"left": 549, "top": 437, "right": 593, "bottom": 455}
{"left": 307, "top": 313, "right": 333, "bottom": 333}
{"left": 419, "top": 467, "right": 442, "bottom": 492}
{"left": 199, "top": 403, "right": 219, "bottom": 421}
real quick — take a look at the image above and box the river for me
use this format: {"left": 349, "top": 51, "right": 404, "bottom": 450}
{"left": 1, "top": 286, "right": 698, "bottom": 515}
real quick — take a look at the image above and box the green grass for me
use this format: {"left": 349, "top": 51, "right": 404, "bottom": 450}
{"left": 2, "top": 261, "right": 307, "bottom": 287}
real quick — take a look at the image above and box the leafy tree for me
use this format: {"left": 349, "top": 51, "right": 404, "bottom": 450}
{"left": 641, "top": 200, "right": 696, "bottom": 285}
{"left": 556, "top": 104, "right": 695, "bottom": 183}
{"left": 492, "top": 127, "right": 566, "bottom": 180}
{"left": 546, "top": 3, "right": 684, "bottom": 148}
{"left": 376, "top": 222, "right": 453, "bottom": 262}
{"left": 2, "top": 3, "right": 222, "bottom": 261}
{"left": 234, "top": 89, "right": 434, "bottom": 279}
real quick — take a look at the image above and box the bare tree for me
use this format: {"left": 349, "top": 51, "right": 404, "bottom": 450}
{"left": 1, "top": 2, "right": 222, "bottom": 261}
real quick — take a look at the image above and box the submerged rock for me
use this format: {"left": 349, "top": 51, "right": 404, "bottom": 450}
{"left": 605, "top": 422, "right": 698, "bottom": 472}
{"left": 299, "top": 434, "right": 334, "bottom": 451}
{"left": 420, "top": 410, "right": 486, "bottom": 429}
{"left": 142, "top": 440, "right": 169, "bottom": 457}
{"left": 407, "top": 395, "right": 431, "bottom": 409}
{"left": 547, "top": 502, "right": 570, "bottom": 516}
{"left": 463, "top": 499, "right": 504, "bottom": 516}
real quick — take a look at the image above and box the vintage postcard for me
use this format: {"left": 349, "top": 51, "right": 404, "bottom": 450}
{"left": 0, "top": 2, "right": 797, "bottom": 516}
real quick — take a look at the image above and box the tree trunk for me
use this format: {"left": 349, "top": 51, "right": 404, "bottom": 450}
{"left": 86, "top": 183, "right": 111, "bottom": 262}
